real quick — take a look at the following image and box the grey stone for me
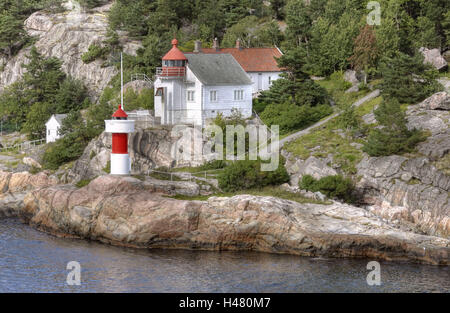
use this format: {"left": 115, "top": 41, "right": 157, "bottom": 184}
{"left": 419, "top": 47, "right": 448, "bottom": 71}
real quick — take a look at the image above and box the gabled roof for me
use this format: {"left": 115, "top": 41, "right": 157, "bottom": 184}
{"left": 46, "top": 114, "right": 67, "bottom": 126}
{"left": 185, "top": 53, "right": 252, "bottom": 86}
{"left": 196, "top": 47, "right": 283, "bottom": 72}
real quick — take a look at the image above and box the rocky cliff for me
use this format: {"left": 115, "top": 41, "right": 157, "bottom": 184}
{"left": 357, "top": 92, "right": 450, "bottom": 238}
{"left": 66, "top": 126, "right": 205, "bottom": 182}
{"left": 12, "top": 174, "right": 448, "bottom": 265}
{"left": 0, "top": 1, "right": 141, "bottom": 96}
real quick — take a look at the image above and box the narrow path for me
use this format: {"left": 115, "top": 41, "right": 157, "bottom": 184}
{"left": 279, "top": 90, "right": 380, "bottom": 147}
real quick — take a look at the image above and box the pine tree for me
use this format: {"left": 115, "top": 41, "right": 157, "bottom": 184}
{"left": 379, "top": 52, "right": 442, "bottom": 104}
{"left": 0, "top": 13, "right": 27, "bottom": 58}
{"left": 363, "top": 98, "right": 426, "bottom": 156}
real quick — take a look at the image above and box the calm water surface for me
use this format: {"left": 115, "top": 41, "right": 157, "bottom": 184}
{"left": 0, "top": 218, "right": 448, "bottom": 293}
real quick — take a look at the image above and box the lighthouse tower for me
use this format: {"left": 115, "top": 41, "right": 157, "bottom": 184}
{"left": 105, "top": 105, "right": 135, "bottom": 175}
{"left": 104, "top": 53, "right": 134, "bottom": 175}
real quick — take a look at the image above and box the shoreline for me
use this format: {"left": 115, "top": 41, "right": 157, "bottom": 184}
{"left": 0, "top": 171, "right": 449, "bottom": 266}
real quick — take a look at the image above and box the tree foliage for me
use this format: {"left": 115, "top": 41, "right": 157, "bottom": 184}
{"left": 363, "top": 98, "right": 427, "bottom": 156}
{"left": 379, "top": 52, "right": 442, "bottom": 104}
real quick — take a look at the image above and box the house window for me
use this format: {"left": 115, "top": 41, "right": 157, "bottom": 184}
{"left": 269, "top": 76, "right": 272, "bottom": 85}
{"left": 155, "top": 87, "right": 164, "bottom": 96}
{"left": 187, "top": 90, "right": 195, "bottom": 102}
{"left": 48, "top": 130, "right": 51, "bottom": 136}
{"left": 234, "top": 90, "right": 244, "bottom": 101}
{"left": 210, "top": 90, "right": 217, "bottom": 102}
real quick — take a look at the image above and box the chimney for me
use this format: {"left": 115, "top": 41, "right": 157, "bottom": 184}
{"left": 194, "top": 40, "right": 202, "bottom": 53}
{"left": 236, "top": 39, "right": 242, "bottom": 50}
{"left": 213, "top": 37, "right": 220, "bottom": 51}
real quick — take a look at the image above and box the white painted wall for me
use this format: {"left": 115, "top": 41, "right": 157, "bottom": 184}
{"left": 248, "top": 72, "right": 283, "bottom": 94}
{"left": 203, "top": 84, "right": 253, "bottom": 121}
{"left": 154, "top": 67, "right": 253, "bottom": 126}
{"left": 45, "top": 116, "right": 63, "bottom": 143}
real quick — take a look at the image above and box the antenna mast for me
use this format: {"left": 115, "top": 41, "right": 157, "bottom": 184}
{"left": 120, "top": 52, "right": 124, "bottom": 110}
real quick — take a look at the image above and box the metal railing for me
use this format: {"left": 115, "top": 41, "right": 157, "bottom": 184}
{"left": 147, "top": 168, "right": 223, "bottom": 182}
{"left": 130, "top": 73, "right": 153, "bottom": 83}
{"left": 0, "top": 138, "right": 45, "bottom": 152}
{"left": 156, "top": 67, "right": 186, "bottom": 78}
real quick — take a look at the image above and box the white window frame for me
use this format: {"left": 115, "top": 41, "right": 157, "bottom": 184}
{"left": 234, "top": 89, "right": 244, "bottom": 101}
{"left": 210, "top": 90, "right": 218, "bottom": 102}
{"left": 187, "top": 90, "right": 195, "bottom": 102}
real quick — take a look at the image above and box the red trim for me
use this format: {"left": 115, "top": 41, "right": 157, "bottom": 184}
{"left": 112, "top": 133, "right": 128, "bottom": 154}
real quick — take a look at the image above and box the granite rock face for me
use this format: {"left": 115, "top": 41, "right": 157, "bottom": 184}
{"left": 18, "top": 175, "right": 450, "bottom": 265}
{"left": 283, "top": 153, "right": 338, "bottom": 186}
{"left": 0, "top": 171, "right": 58, "bottom": 218}
{"left": 419, "top": 47, "right": 448, "bottom": 71}
{"left": 0, "top": 1, "right": 141, "bottom": 97}
{"left": 67, "top": 126, "right": 205, "bottom": 182}
{"left": 356, "top": 91, "right": 450, "bottom": 238}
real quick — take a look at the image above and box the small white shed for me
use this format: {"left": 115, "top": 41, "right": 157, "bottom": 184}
{"left": 45, "top": 114, "right": 67, "bottom": 143}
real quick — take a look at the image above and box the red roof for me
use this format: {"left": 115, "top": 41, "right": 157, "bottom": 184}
{"left": 162, "top": 39, "right": 188, "bottom": 61}
{"left": 194, "top": 47, "right": 283, "bottom": 72}
{"left": 112, "top": 105, "right": 128, "bottom": 118}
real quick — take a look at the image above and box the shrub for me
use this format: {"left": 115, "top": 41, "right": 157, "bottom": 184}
{"left": 218, "top": 159, "right": 289, "bottom": 192}
{"left": 260, "top": 102, "right": 332, "bottom": 134}
{"left": 42, "top": 133, "right": 86, "bottom": 170}
{"left": 363, "top": 98, "right": 427, "bottom": 156}
{"left": 81, "top": 44, "right": 108, "bottom": 64}
{"left": 199, "top": 160, "right": 228, "bottom": 171}
{"left": 300, "top": 175, "right": 354, "bottom": 203}
{"left": 330, "top": 71, "right": 353, "bottom": 91}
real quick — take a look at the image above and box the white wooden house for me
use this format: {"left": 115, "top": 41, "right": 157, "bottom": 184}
{"left": 154, "top": 39, "right": 253, "bottom": 126}
{"left": 45, "top": 114, "right": 67, "bottom": 143}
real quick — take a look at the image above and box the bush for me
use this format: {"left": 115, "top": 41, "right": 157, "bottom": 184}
{"left": 218, "top": 159, "right": 289, "bottom": 192}
{"left": 199, "top": 160, "right": 228, "bottom": 171}
{"left": 330, "top": 71, "right": 353, "bottom": 91}
{"left": 299, "top": 175, "right": 354, "bottom": 203}
{"left": 42, "top": 133, "right": 86, "bottom": 170}
{"left": 363, "top": 98, "right": 427, "bottom": 156}
{"left": 81, "top": 44, "right": 108, "bottom": 64}
{"left": 260, "top": 102, "right": 332, "bottom": 134}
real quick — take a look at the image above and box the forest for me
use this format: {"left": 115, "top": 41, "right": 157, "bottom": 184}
{"left": 0, "top": 0, "right": 449, "bottom": 169}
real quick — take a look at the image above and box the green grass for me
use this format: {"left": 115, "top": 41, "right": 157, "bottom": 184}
{"left": 317, "top": 75, "right": 371, "bottom": 109}
{"left": 148, "top": 171, "right": 183, "bottom": 181}
{"left": 355, "top": 96, "right": 382, "bottom": 117}
{"left": 169, "top": 186, "right": 330, "bottom": 205}
{"left": 76, "top": 178, "right": 94, "bottom": 188}
{"left": 284, "top": 117, "right": 364, "bottom": 175}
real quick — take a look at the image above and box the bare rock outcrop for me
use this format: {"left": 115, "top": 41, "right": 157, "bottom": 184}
{"left": 0, "top": 1, "right": 142, "bottom": 96}
{"left": 283, "top": 153, "right": 338, "bottom": 186}
{"left": 0, "top": 170, "right": 58, "bottom": 218}
{"left": 67, "top": 126, "right": 205, "bottom": 182}
{"left": 419, "top": 47, "right": 448, "bottom": 71}
{"left": 357, "top": 156, "right": 450, "bottom": 238}
{"left": 357, "top": 92, "right": 450, "bottom": 238}
{"left": 16, "top": 175, "right": 449, "bottom": 265}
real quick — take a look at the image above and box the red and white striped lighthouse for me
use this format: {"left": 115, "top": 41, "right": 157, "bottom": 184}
{"left": 105, "top": 105, "right": 135, "bottom": 175}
